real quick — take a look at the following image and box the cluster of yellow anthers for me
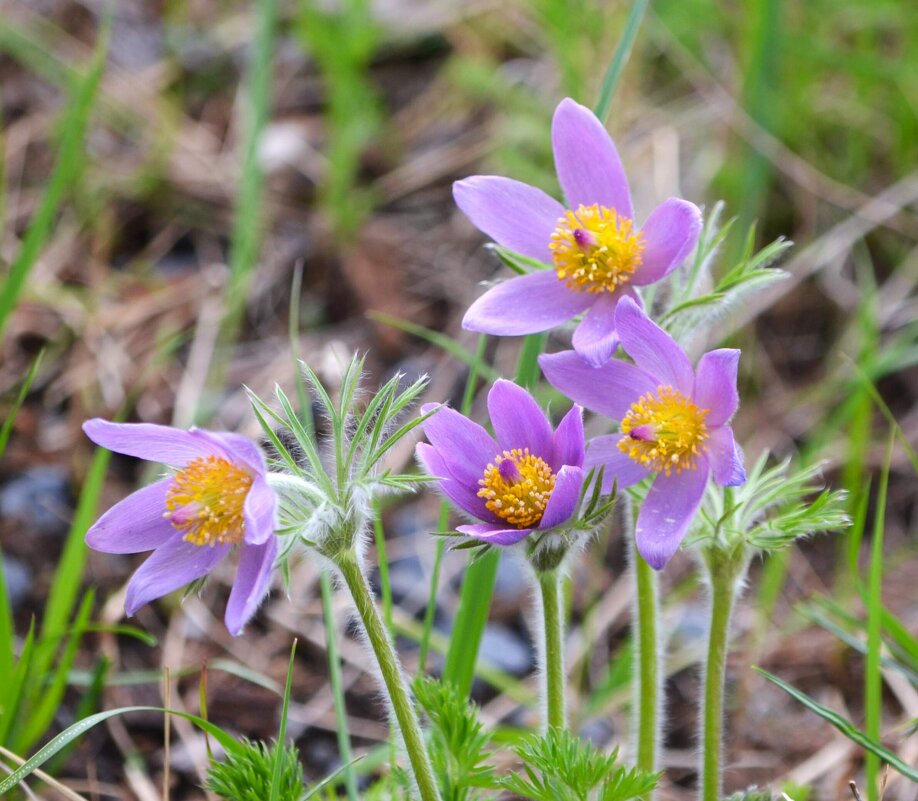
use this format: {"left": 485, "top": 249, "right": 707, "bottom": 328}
{"left": 164, "top": 455, "right": 252, "bottom": 546}
{"left": 550, "top": 203, "right": 646, "bottom": 294}
{"left": 618, "top": 386, "right": 711, "bottom": 476}
{"left": 478, "top": 448, "right": 557, "bottom": 529}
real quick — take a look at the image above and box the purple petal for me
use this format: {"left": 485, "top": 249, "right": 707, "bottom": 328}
{"left": 243, "top": 475, "right": 277, "bottom": 545}
{"left": 550, "top": 404, "right": 585, "bottom": 471}
{"left": 635, "top": 461, "right": 710, "bottom": 570}
{"left": 225, "top": 536, "right": 278, "bottom": 636}
{"left": 453, "top": 176, "right": 565, "bottom": 261}
{"left": 552, "top": 98, "right": 633, "bottom": 218}
{"left": 614, "top": 296, "right": 694, "bottom": 393}
{"left": 694, "top": 349, "right": 740, "bottom": 426}
{"left": 539, "top": 350, "right": 657, "bottom": 419}
{"left": 86, "top": 478, "right": 176, "bottom": 554}
{"left": 124, "top": 537, "right": 229, "bottom": 616}
{"left": 419, "top": 404, "right": 498, "bottom": 487}
{"left": 632, "top": 199, "right": 702, "bottom": 285}
{"left": 585, "top": 434, "right": 651, "bottom": 492}
{"left": 706, "top": 427, "right": 746, "bottom": 487}
{"left": 417, "top": 443, "right": 499, "bottom": 523}
{"left": 456, "top": 523, "right": 534, "bottom": 546}
{"left": 192, "top": 430, "right": 267, "bottom": 475}
{"left": 462, "top": 271, "right": 592, "bottom": 336}
{"left": 83, "top": 419, "right": 218, "bottom": 467}
{"left": 488, "top": 379, "right": 553, "bottom": 457}
{"left": 572, "top": 293, "right": 620, "bottom": 367}
{"left": 538, "top": 465, "right": 584, "bottom": 529}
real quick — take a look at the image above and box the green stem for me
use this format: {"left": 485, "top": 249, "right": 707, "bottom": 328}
{"left": 337, "top": 553, "right": 441, "bottom": 801}
{"left": 633, "top": 545, "right": 660, "bottom": 778}
{"left": 537, "top": 569, "right": 566, "bottom": 730}
{"left": 701, "top": 553, "right": 739, "bottom": 801}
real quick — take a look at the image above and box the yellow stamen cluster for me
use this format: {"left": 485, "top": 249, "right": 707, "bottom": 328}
{"left": 618, "top": 386, "right": 711, "bottom": 475}
{"left": 164, "top": 455, "right": 252, "bottom": 547}
{"left": 477, "top": 448, "right": 556, "bottom": 529}
{"left": 550, "top": 204, "right": 645, "bottom": 293}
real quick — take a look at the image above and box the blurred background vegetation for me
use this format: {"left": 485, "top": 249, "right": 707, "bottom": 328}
{"left": 0, "top": 0, "right": 915, "bottom": 798}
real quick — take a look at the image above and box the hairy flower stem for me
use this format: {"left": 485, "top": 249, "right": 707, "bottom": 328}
{"left": 700, "top": 548, "right": 746, "bottom": 801}
{"left": 634, "top": 545, "right": 661, "bottom": 780}
{"left": 337, "top": 552, "right": 441, "bottom": 801}
{"left": 536, "top": 569, "right": 566, "bottom": 730}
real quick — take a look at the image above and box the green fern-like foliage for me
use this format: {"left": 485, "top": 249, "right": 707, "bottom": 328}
{"left": 205, "top": 739, "right": 305, "bottom": 801}
{"left": 501, "top": 727, "right": 660, "bottom": 801}
{"left": 413, "top": 676, "right": 495, "bottom": 801}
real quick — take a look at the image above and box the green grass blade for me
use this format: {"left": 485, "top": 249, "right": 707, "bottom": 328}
{"left": 755, "top": 668, "right": 918, "bottom": 783}
{"left": 0, "top": 552, "right": 12, "bottom": 694}
{"left": 594, "top": 0, "right": 649, "bottom": 123}
{"left": 373, "top": 501, "right": 394, "bottom": 636}
{"left": 34, "top": 437, "right": 112, "bottom": 679}
{"left": 0, "top": 350, "right": 44, "bottom": 460}
{"left": 0, "top": 26, "right": 107, "bottom": 339}
{"left": 269, "top": 640, "right": 297, "bottom": 801}
{"left": 0, "top": 620, "right": 35, "bottom": 744}
{"left": 865, "top": 436, "right": 892, "bottom": 801}
{"left": 320, "top": 574, "right": 360, "bottom": 801}
{"left": 443, "top": 332, "right": 544, "bottom": 693}
{"left": 0, "top": 706, "right": 242, "bottom": 795}
{"left": 368, "top": 312, "right": 502, "bottom": 385}
{"left": 16, "top": 591, "right": 94, "bottom": 752}
{"left": 223, "top": 0, "right": 277, "bottom": 336}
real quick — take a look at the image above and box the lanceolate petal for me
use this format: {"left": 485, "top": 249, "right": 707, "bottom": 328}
{"left": 86, "top": 478, "right": 177, "bottom": 554}
{"left": 585, "top": 434, "right": 651, "bottom": 492}
{"left": 538, "top": 465, "right": 584, "bottom": 529}
{"left": 225, "top": 537, "right": 277, "bottom": 636}
{"left": 539, "top": 350, "right": 658, "bottom": 419}
{"left": 614, "top": 296, "right": 694, "bottom": 394}
{"left": 419, "top": 405, "right": 498, "bottom": 487}
{"left": 462, "top": 271, "right": 592, "bottom": 336}
{"left": 488, "top": 379, "right": 554, "bottom": 456}
{"left": 243, "top": 475, "right": 277, "bottom": 545}
{"left": 194, "top": 430, "right": 267, "bottom": 475}
{"left": 571, "top": 293, "right": 620, "bottom": 367}
{"left": 706, "top": 427, "right": 746, "bottom": 487}
{"left": 550, "top": 404, "right": 585, "bottom": 471}
{"left": 552, "top": 98, "right": 633, "bottom": 218}
{"left": 453, "top": 176, "right": 565, "bottom": 262}
{"left": 635, "top": 462, "right": 710, "bottom": 570}
{"left": 416, "top": 443, "right": 500, "bottom": 523}
{"left": 632, "top": 198, "right": 702, "bottom": 285}
{"left": 455, "top": 524, "right": 534, "bottom": 546}
{"left": 124, "top": 538, "right": 230, "bottom": 616}
{"left": 83, "top": 419, "right": 216, "bottom": 467}
{"left": 694, "top": 349, "right": 741, "bottom": 426}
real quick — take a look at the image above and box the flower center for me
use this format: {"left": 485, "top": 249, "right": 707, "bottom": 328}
{"left": 617, "top": 386, "right": 710, "bottom": 475}
{"left": 550, "top": 204, "right": 645, "bottom": 293}
{"left": 477, "top": 448, "right": 556, "bottom": 529}
{"left": 164, "top": 456, "right": 252, "bottom": 546}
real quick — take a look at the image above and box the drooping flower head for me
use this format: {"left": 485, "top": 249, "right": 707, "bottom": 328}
{"left": 455, "top": 98, "right": 702, "bottom": 367}
{"left": 83, "top": 420, "right": 278, "bottom": 635}
{"left": 539, "top": 297, "right": 745, "bottom": 569}
{"left": 416, "top": 380, "right": 585, "bottom": 545}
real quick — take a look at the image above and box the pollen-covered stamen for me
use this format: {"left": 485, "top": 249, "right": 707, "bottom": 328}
{"left": 164, "top": 455, "right": 252, "bottom": 547}
{"left": 478, "top": 448, "right": 556, "bottom": 529}
{"left": 618, "top": 386, "right": 711, "bottom": 476}
{"left": 550, "top": 203, "right": 645, "bottom": 294}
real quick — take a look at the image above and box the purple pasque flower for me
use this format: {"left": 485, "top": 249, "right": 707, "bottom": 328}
{"left": 416, "top": 379, "right": 586, "bottom": 545}
{"left": 539, "top": 296, "right": 745, "bottom": 569}
{"left": 83, "top": 419, "right": 278, "bottom": 636}
{"left": 455, "top": 97, "right": 702, "bottom": 367}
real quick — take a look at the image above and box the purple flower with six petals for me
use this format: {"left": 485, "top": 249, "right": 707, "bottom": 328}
{"left": 455, "top": 98, "right": 702, "bottom": 367}
{"left": 83, "top": 420, "right": 278, "bottom": 635}
{"left": 416, "top": 380, "right": 585, "bottom": 545}
{"left": 539, "top": 296, "right": 745, "bottom": 569}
